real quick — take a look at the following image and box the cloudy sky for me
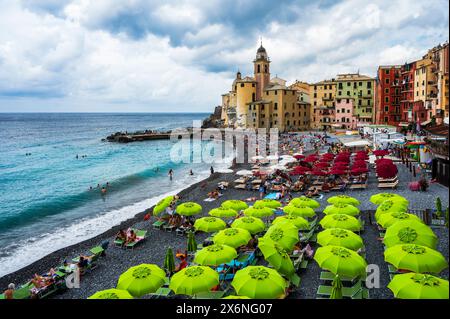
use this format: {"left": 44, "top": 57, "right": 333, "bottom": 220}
{"left": 0, "top": 0, "right": 448, "bottom": 112}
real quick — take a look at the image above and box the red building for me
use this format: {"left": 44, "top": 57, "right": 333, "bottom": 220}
{"left": 375, "top": 65, "right": 402, "bottom": 125}
{"left": 399, "top": 62, "right": 416, "bottom": 126}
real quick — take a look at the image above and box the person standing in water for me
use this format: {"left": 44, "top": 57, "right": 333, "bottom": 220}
{"left": 189, "top": 169, "right": 194, "bottom": 176}
{"left": 168, "top": 169, "right": 174, "bottom": 181}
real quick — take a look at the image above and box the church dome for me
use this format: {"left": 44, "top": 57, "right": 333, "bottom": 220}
{"left": 256, "top": 44, "right": 268, "bottom": 60}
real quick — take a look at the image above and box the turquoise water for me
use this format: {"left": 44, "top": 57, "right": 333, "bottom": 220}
{"left": 0, "top": 113, "right": 228, "bottom": 276}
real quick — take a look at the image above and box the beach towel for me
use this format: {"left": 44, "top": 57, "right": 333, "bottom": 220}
{"left": 204, "top": 198, "right": 216, "bottom": 202}
{"left": 265, "top": 193, "right": 281, "bottom": 200}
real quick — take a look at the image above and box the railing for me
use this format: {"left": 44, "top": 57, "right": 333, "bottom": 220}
{"left": 429, "top": 141, "right": 449, "bottom": 157}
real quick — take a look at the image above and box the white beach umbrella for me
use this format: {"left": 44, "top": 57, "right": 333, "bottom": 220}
{"left": 266, "top": 155, "right": 279, "bottom": 161}
{"left": 236, "top": 170, "right": 254, "bottom": 176}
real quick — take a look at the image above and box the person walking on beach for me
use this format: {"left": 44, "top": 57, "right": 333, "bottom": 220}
{"left": 168, "top": 169, "right": 174, "bottom": 181}
{"left": 210, "top": 166, "right": 214, "bottom": 175}
{"left": 189, "top": 169, "right": 194, "bottom": 176}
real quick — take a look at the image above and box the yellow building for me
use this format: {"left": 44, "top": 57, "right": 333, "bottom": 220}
{"left": 309, "top": 80, "right": 336, "bottom": 130}
{"left": 220, "top": 45, "right": 310, "bottom": 132}
{"left": 414, "top": 55, "right": 437, "bottom": 120}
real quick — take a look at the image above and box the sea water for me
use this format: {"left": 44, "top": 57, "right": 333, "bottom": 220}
{"left": 0, "top": 113, "right": 231, "bottom": 277}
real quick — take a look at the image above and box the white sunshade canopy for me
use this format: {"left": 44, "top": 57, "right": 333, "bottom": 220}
{"left": 343, "top": 140, "right": 371, "bottom": 147}
{"left": 236, "top": 170, "right": 253, "bottom": 176}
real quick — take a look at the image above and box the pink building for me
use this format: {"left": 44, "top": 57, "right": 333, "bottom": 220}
{"left": 335, "top": 98, "right": 357, "bottom": 129}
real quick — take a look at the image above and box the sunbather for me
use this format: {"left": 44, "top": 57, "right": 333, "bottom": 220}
{"left": 3, "top": 283, "right": 15, "bottom": 299}
{"left": 301, "top": 244, "right": 314, "bottom": 259}
{"left": 116, "top": 230, "right": 127, "bottom": 242}
{"left": 126, "top": 230, "right": 137, "bottom": 244}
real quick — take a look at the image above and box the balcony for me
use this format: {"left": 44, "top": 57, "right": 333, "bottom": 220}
{"left": 427, "top": 93, "right": 438, "bottom": 99}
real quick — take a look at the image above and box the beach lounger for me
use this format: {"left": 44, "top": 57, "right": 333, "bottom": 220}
{"left": 152, "top": 220, "right": 166, "bottom": 229}
{"left": 349, "top": 183, "right": 367, "bottom": 190}
{"left": 252, "top": 184, "right": 261, "bottom": 190}
{"left": 163, "top": 224, "right": 176, "bottom": 232}
{"left": 316, "top": 281, "right": 362, "bottom": 298}
{"left": 149, "top": 287, "right": 173, "bottom": 299}
{"left": 114, "top": 238, "right": 125, "bottom": 246}
{"left": 234, "top": 184, "right": 246, "bottom": 190}
{"left": 234, "top": 178, "right": 247, "bottom": 184}
{"left": 378, "top": 176, "right": 398, "bottom": 183}
{"left": 126, "top": 230, "right": 147, "bottom": 249}
{"left": 319, "top": 271, "right": 364, "bottom": 283}
{"left": 378, "top": 180, "right": 399, "bottom": 189}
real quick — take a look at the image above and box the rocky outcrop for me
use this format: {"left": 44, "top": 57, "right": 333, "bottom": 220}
{"left": 202, "top": 105, "right": 223, "bottom": 128}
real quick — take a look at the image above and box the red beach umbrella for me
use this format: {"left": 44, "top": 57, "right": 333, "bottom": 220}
{"left": 311, "top": 169, "right": 328, "bottom": 176}
{"left": 329, "top": 169, "right": 346, "bottom": 175}
{"left": 351, "top": 167, "right": 369, "bottom": 175}
{"left": 373, "top": 150, "right": 390, "bottom": 157}
{"left": 316, "top": 162, "right": 330, "bottom": 168}
{"left": 293, "top": 154, "right": 305, "bottom": 160}
{"left": 376, "top": 163, "right": 398, "bottom": 179}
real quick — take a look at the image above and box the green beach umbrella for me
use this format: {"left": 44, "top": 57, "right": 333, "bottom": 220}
{"left": 378, "top": 212, "right": 424, "bottom": 229}
{"left": 330, "top": 275, "right": 343, "bottom": 299}
{"left": 253, "top": 199, "right": 282, "bottom": 209}
{"left": 187, "top": 231, "right": 197, "bottom": 252}
{"left": 384, "top": 220, "right": 438, "bottom": 249}
{"left": 388, "top": 273, "right": 449, "bottom": 299}
{"left": 176, "top": 202, "right": 202, "bottom": 216}
{"left": 208, "top": 207, "right": 238, "bottom": 218}
{"left": 320, "top": 214, "right": 362, "bottom": 232}
{"left": 88, "top": 289, "right": 134, "bottom": 299}
{"left": 263, "top": 223, "right": 299, "bottom": 251}
{"left": 314, "top": 245, "right": 367, "bottom": 278}
{"left": 243, "top": 206, "right": 274, "bottom": 218}
{"left": 164, "top": 247, "right": 176, "bottom": 275}
{"left": 289, "top": 196, "right": 320, "bottom": 209}
{"left": 194, "top": 217, "right": 227, "bottom": 233}
{"left": 213, "top": 227, "right": 252, "bottom": 248}
{"left": 272, "top": 215, "right": 310, "bottom": 230}
{"left": 153, "top": 195, "right": 174, "bottom": 215}
{"left": 169, "top": 266, "right": 219, "bottom": 295}
{"left": 323, "top": 203, "right": 360, "bottom": 217}
{"left": 282, "top": 205, "right": 316, "bottom": 218}
{"left": 375, "top": 199, "right": 408, "bottom": 221}
{"left": 385, "top": 244, "right": 448, "bottom": 274}
{"left": 327, "top": 195, "right": 360, "bottom": 206}
{"left": 221, "top": 200, "right": 248, "bottom": 211}
{"left": 370, "top": 193, "right": 409, "bottom": 205}
{"left": 117, "top": 264, "right": 166, "bottom": 297}
{"left": 317, "top": 228, "right": 364, "bottom": 251}
{"left": 231, "top": 266, "right": 288, "bottom": 299}
{"left": 231, "top": 216, "right": 266, "bottom": 235}
{"left": 257, "top": 237, "right": 295, "bottom": 277}
{"left": 222, "top": 295, "right": 251, "bottom": 299}
{"left": 194, "top": 244, "right": 237, "bottom": 266}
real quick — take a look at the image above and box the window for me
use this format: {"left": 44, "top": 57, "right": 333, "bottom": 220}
{"left": 367, "top": 82, "right": 372, "bottom": 88}
{"left": 385, "top": 69, "right": 390, "bottom": 74}
{"left": 385, "top": 88, "right": 389, "bottom": 94}
{"left": 347, "top": 91, "right": 350, "bottom": 96}
{"left": 385, "top": 106, "right": 389, "bottom": 112}
{"left": 384, "top": 117, "right": 388, "bottom": 122}
{"left": 337, "top": 109, "right": 340, "bottom": 113}
{"left": 314, "top": 85, "right": 317, "bottom": 90}
{"left": 274, "top": 103, "right": 278, "bottom": 110}
{"left": 257, "top": 65, "right": 260, "bottom": 73}
{"left": 341, "top": 108, "right": 345, "bottom": 113}
{"left": 347, "top": 82, "right": 351, "bottom": 86}
{"left": 338, "top": 83, "right": 343, "bottom": 89}
{"left": 261, "top": 121, "right": 264, "bottom": 125}
{"left": 359, "top": 82, "right": 362, "bottom": 86}
{"left": 314, "top": 101, "right": 317, "bottom": 106}
{"left": 347, "top": 109, "right": 350, "bottom": 113}
{"left": 346, "top": 99, "right": 350, "bottom": 103}
{"left": 385, "top": 97, "right": 389, "bottom": 103}
{"left": 284, "top": 90, "right": 286, "bottom": 95}
{"left": 314, "top": 93, "right": 317, "bottom": 98}
{"left": 240, "top": 83, "right": 244, "bottom": 87}
{"left": 252, "top": 93, "right": 255, "bottom": 102}
{"left": 338, "top": 91, "right": 342, "bottom": 96}
{"left": 368, "top": 90, "right": 371, "bottom": 95}
{"left": 385, "top": 79, "right": 390, "bottom": 84}
{"left": 275, "top": 90, "right": 278, "bottom": 95}
{"left": 264, "top": 65, "right": 268, "bottom": 73}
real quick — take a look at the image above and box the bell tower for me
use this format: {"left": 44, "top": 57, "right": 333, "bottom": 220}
{"left": 253, "top": 41, "right": 270, "bottom": 100}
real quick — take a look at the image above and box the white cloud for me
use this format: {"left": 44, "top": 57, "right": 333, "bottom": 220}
{"left": 0, "top": 0, "right": 448, "bottom": 111}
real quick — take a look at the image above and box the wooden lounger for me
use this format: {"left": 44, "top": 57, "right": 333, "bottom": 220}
{"left": 234, "top": 184, "right": 246, "bottom": 189}
{"left": 252, "top": 184, "right": 261, "bottom": 190}
{"left": 349, "top": 183, "right": 367, "bottom": 190}
{"left": 234, "top": 178, "right": 246, "bottom": 184}
{"left": 378, "top": 180, "right": 399, "bottom": 189}
{"left": 378, "top": 176, "right": 398, "bottom": 183}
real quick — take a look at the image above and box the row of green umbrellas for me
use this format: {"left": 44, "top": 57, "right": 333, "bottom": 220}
{"left": 90, "top": 263, "right": 288, "bottom": 299}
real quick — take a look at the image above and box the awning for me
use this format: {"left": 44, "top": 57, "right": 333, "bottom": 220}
{"left": 343, "top": 140, "right": 371, "bottom": 147}
{"left": 421, "top": 120, "right": 432, "bottom": 126}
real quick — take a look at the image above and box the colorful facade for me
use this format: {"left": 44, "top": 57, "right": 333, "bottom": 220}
{"left": 335, "top": 73, "right": 375, "bottom": 126}
{"left": 309, "top": 80, "right": 336, "bottom": 130}
{"left": 335, "top": 98, "right": 357, "bottom": 129}
{"left": 375, "top": 66, "right": 402, "bottom": 125}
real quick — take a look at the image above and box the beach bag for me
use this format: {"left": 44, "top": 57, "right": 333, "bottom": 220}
{"left": 144, "top": 213, "right": 151, "bottom": 221}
